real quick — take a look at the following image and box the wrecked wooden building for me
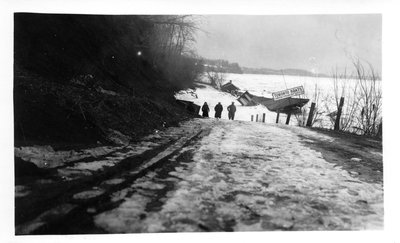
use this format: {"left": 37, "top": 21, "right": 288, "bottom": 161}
{"left": 220, "top": 80, "right": 240, "bottom": 96}
{"left": 237, "top": 91, "right": 309, "bottom": 114}
{"left": 176, "top": 99, "right": 201, "bottom": 115}
{"left": 237, "top": 91, "right": 257, "bottom": 106}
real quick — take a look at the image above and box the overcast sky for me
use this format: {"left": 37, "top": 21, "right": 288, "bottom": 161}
{"left": 194, "top": 14, "right": 381, "bottom": 75}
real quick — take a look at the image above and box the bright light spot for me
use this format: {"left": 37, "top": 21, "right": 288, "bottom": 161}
{"left": 137, "top": 51, "right": 142, "bottom": 56}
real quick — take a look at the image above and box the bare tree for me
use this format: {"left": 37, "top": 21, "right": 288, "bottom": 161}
{"left": 142, "top": 15, "right": 201, "bottom": 62}
{"left": 326, "top": 60, "right": 381, "bottom": 136}
{"left": 352, "top": 59, "right": 382, "bottom": 136}
{"left": 139, "top": 15, "right": 204, "bottom": 88}
{"left": 205, "top": 66, "right": 226, "bottom": 89}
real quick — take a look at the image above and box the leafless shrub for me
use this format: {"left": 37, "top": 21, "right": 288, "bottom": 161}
{"left": 326, "top": 60, "right": 381, "bottom": 136}
{"left": 325, "top": 67, "right": 360, "bottom": 131}
{"left": 205, "top": 67, "right": 226, "bottom": 89}
{"left": 294, "top": 107, "right": 308, "bottom": 126}
{"left": 295, "top": 83, "right": 325, "bottom": 127}
{"left": 352, "top": 60, "right": 382, "bottom": 136}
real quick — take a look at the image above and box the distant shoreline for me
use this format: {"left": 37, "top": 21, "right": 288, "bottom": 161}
{"left": 201, "top": 59, "right": 381, "bottom": 80}
{"left": 241, "top": 67, "right": 331, "bottom": 78}
{"left": 202, "top": 71, "right": 381, "bottom": 81}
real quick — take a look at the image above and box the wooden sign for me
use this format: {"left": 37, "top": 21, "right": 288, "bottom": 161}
{"left": 272, "top": 86, "right": 305, "bottom": 100}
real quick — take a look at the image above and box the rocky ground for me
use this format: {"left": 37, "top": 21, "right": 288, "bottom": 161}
{"left": 14, "top": 118, "right": 383, "bottom": 234}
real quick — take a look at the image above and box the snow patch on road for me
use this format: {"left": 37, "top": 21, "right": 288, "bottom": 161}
{"left": 93, "top": 119, "right": 383, "bottom": 232}
{"left": 15, "top": 145, "right": 119, "bottom": 168}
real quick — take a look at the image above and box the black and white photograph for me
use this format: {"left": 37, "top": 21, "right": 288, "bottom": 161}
{"left": 1, "top": 0, "right": 399, "bottom": 242}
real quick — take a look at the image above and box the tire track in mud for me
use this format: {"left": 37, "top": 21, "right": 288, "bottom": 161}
{"left": 296, "top": 133, "right": 382, "bottom": 184}
{"left": 112, "top": 120, "right": 383, "bottom": 232}
{"left": 15, "top": 122, "right": 213, "bottom": 234}
{"left": 16, "top": 119, "right": 384, "bottom": 233}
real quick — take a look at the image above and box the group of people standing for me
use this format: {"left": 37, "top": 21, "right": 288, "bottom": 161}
{"left": 201, "top": 102, "right": 237, "bottom": 120}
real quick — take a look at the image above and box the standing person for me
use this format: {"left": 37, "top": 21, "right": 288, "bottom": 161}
{"left": 227, "top": 102, "right": 237, "bottom": 120}
{"left": 214, "top": 102, "right": 223, "bottom": 119}
{"left": 201, "top": 102, "right": 210, "bottom": 117}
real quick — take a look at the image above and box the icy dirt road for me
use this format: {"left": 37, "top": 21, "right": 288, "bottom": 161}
{"left": 15, "top": 118, "right": 383, "bottom": 234}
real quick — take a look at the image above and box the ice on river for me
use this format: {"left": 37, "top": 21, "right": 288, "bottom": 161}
{"left": 176, "top": 73, "right": 381, "bottom": 130}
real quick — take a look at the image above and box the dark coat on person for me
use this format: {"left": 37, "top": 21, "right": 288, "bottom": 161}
{"left": 201, "top": 103, "right": 210, "bottom": 117}
{"left": 214, "top": 103, "right": 223, "bottom": 118}
{"left": 227, "top": 103, "right": 237, "bottom": 120}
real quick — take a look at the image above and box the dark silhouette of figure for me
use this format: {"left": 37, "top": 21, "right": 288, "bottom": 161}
{"left": 214, "top": 102, "right": 223, "bottom": 119}
{"left": 227, "top": 102, "right": 237, "bottom": 120}
{"left": 201, "top": 102, "right": 210, "bottom": 117}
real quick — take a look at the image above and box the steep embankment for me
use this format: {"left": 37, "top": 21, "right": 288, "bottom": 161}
{"left": 14, "top": 70, "right": 192, "bottom": 147}
{"left": 14, "top": 14, "right": 197, "bottom": 148}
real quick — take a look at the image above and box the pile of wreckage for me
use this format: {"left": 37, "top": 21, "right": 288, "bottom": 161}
{"left": 220, "top": 80, "right": 240, "bottom": 96}
{"left": 175, "top": 99, "right": 201, "bottom": 115}
{"left": 237, "top": 91, "right": 309, "bottom": 114}
{"left": 175, "top": 80, "right": 309, "bottom": 116}
{"left": 221, "top": 81, "right": 309, "bottom": 114}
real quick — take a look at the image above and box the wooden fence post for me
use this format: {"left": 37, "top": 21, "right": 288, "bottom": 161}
{"left": 276, "top": 112, "right": 280, "bottom": 123}
{"left": 262, "top": 113, "right": 266, "bottom": 123}
{"left": 306, "top": 102, "right": 316, "bottom": 127}
{"left": 251, "top": 115, "right": 254, "bottom": 122}
{"left": 334, "top": 97, "right": 345, "bottom": 131}
{"left": 285, "top": 113, "right": 291, "bottom": 125}
{"left": 256, "top": 114, "right": 259, "bottom": 122}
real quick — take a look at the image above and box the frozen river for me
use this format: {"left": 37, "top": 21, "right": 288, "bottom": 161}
{"left": 225, "top": 73, "right": 334, "bottom": 98}
{"left": 176, "top": 73, "right": 381, "bottom": 130}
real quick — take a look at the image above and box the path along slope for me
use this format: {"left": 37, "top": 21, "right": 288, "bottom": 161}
{"left": 15, "top": 118, "right": 382, "bottom": 233}
{"left": 93, "top": 119, "right": 383, "bottom": 232}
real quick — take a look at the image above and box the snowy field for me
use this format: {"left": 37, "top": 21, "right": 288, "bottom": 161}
{"left": 176, "top": 73, "right": 382, "bottom": 129}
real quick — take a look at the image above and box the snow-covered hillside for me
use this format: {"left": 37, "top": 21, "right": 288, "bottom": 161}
{"left": 176, "top": 73, "right": 382, "bottom": 129}
{"left": 175, "top": 84, "right": 287, "bottom": 124}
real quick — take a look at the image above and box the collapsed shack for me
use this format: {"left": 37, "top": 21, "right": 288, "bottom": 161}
{"left": 237, "top": 91, "right": 309, "bottom": 114}
{"left": 220, "top": 80, "right": 240, "bottom": 96}
{"left": 237, "top": 91, "right": 257, "bottom": 106}
{"left": 176, "top": 99, "right": 201, "bottom": 115}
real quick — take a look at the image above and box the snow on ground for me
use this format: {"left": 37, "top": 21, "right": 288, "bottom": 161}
{"left": 179, "top": 73, "right": 381, "bottom": 130}
{"left": 175, "top": 84, "right": 292, "bottom": 124}
{"left": 225, "top": 73, "right": 382, "bottom": 129}
{"left": 225, "top": 73, "right": 335, "bottom": 97}
{"left": 14, "top": 145, "right": 120, "bottom": 168}
{"left": 94, "top": 119, "right": 383, "bottom": 232}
